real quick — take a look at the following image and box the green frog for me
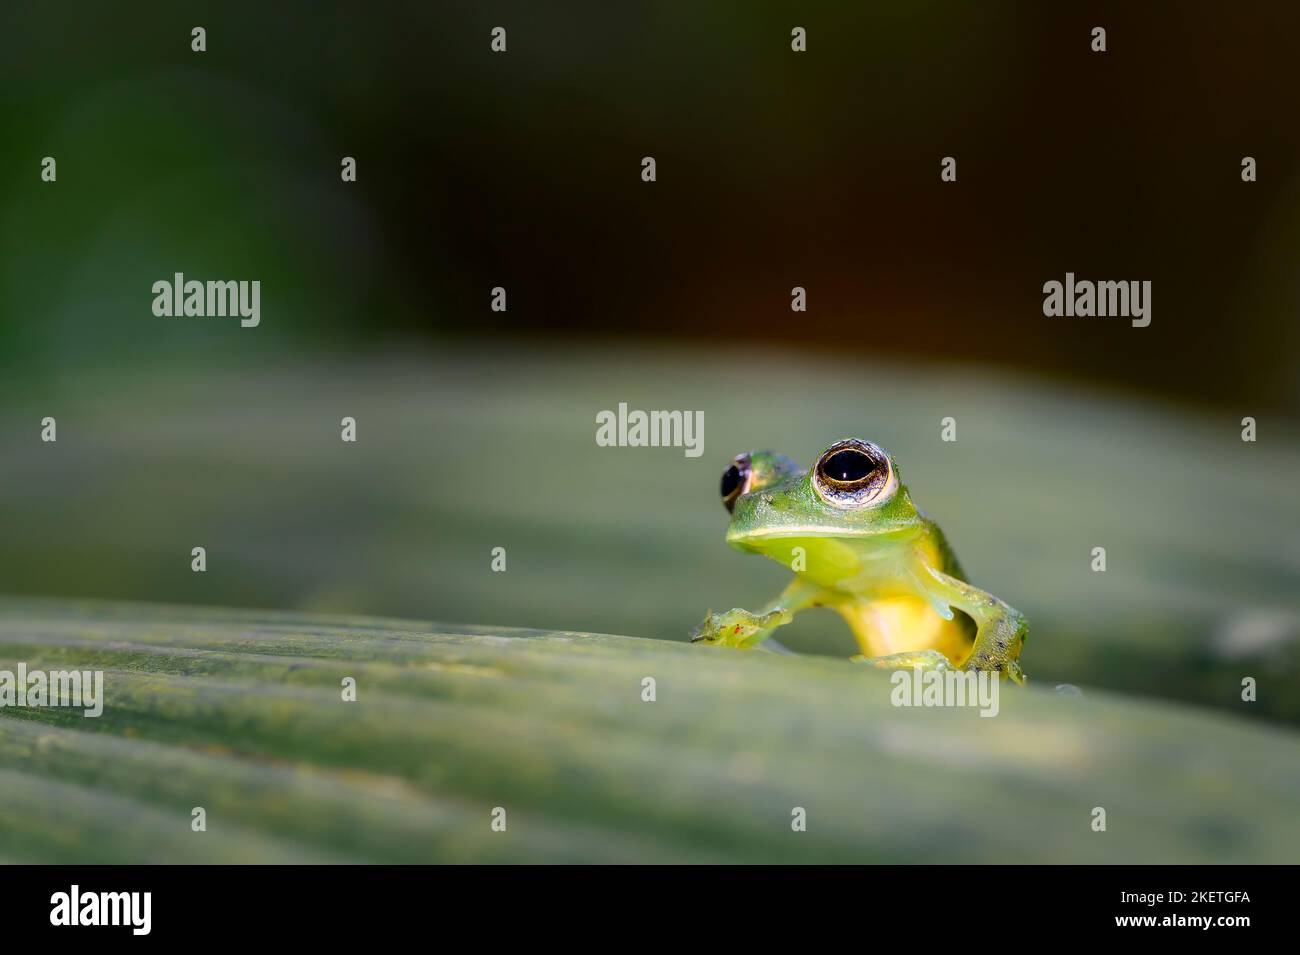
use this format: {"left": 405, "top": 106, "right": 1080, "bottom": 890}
{"left": 691, "top": 438, "right": 1028, "bottom": 682}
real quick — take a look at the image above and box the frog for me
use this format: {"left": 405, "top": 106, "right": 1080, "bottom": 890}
{"left": 690, "top": 438, "right": 1028, "bottom": 683}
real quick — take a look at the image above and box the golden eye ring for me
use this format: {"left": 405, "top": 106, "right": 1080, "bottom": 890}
{"left": 813, "top": 439, "right": 890, "bottom": 507}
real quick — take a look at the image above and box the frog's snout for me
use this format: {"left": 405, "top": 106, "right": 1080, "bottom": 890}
{"left": 726, "top": 488, "right": 768, "bottom": 529}
{"left": 726, "top": 489, "right": 787, "bottom": 553}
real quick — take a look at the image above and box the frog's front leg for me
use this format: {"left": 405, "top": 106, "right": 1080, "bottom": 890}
{"left": 925, "top": 568, "right": 1029, "bottom": 683}
{"left": 690, "top": 577, "right": 826, "bottom": 649}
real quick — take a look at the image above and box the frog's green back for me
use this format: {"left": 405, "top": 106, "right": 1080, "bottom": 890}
{"left": 922, "top": 513, "right": 968, "bottom": 582}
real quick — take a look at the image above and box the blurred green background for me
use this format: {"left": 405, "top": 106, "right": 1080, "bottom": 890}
{"left": 2, "top": 3, "right": 1299, "bottom": 732}
{"left": 5, "top": 1, "right": 1300, "bottom": 409}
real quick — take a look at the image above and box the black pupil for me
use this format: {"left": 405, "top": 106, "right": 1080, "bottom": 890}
{"left": 720, "top": 465, "right": 743, "bottom": 498}
{"left": 823, "top": 449, "right": 875, "bottom": 483}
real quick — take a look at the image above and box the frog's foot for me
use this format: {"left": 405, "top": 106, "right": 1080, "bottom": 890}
{"left": 690, "top": 607, "right": 791, "bottom": 649}
{"left": 961, "top": 627, "right": 1029, "bottom": 685}
{"left": 958, "top": 655, "right": 1027, "bottom": 684}
{"left": 999, "top": 659, "right": 1027, "bottom": 686}
{"left": 851, "top": 649, "right": 953, "bottom": 671}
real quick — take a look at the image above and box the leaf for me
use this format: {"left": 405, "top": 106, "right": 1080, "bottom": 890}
{"left": 1, "top": 599, "right": 1296, "bottom": 862}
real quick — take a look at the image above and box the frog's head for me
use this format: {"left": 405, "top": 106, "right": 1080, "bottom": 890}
{"left": 719, "top": 438, "right": 922, "bottom": 553}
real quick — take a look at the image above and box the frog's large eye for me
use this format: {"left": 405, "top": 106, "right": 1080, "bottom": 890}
{"left": 813, "top": 439, "right": 891, "bottom": 507}
{"left": 720, "top": 454, "right": 752, "bottom": 513}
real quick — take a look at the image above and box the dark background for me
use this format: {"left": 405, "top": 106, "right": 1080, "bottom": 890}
{"left": 4, "top": 0, "right": 1299, "bottom": 412}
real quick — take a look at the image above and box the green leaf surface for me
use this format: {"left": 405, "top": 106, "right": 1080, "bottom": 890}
{"left": 1, "top": 599, "right": 1296, "bottom": 863}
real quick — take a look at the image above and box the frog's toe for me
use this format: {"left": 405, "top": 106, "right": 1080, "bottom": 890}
{"left": 689, "top": 611, "right": 720, "bottom": 644}
{"left": 962, "top": 655, "right": 1027, "bottom": 684}
{"left": 690, "top": 608, "right": 788, "bottom": 648}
